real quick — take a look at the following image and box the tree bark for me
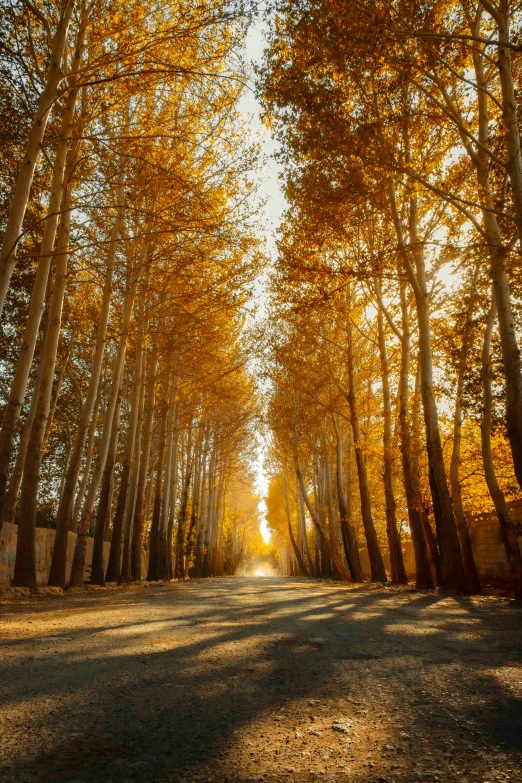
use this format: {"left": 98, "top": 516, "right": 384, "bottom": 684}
{"left": 388, "top": 179, "right": 467, "bottom": 592}
{"left": 71, "top": 395, "right": 99, "bottom": 532}
{"left": 283, "top": 462, "right": 308, "bottom": 575}
{"left": 293, "top": 446, "right": 351, "bottom": 581}
{"left": 175, "top": 425, "right": 193, "bottom": 579}
{"left": 130, "top": 341, "right": 158, "bottom": 580}
{"left": 48, "top": 169, "right": 125, "bottom": 586}
{"left": 158, "top": 383, "right": 177, "bottom": 579}
{"left": 396, "top": 277, "right": 435, "bottom": 589}
{"left": 105, "top": 328, "right": 144, "bottom": 582}
{"left": 0, "top": 25, "right": 87, "bottom": 535}
{"left": 376, "top": 289, "right": 408, "bottom": 584}
{"left": 147, "top": 377, "right": 169, "bottom": 581}
{"left": 332, "top": 413, "right": 363, "bottom": 581}
{"left": 496, "top": 1, "right": 522, "bottom": 254}
{"left": 165, "top": 410, "right": 180, "bottom": 580}
{"left": 120, "top": 345, "right": 147, "bottom": 582}
{"left": 13, "top": 182, "right": 73, "bottom": 586}
{"left": 2, "top": 349, "right": 46, "bottom": 527}
{"left": 90, "top": 391, "right": 122, "bottom": 585}
{"left": 449, "top": 272, "right": 481, "bottom": 594}
{"left": 481, "top": 290, "right": 522, "bottom": 598}
{"left": 468, "top": 28, "right": 522, "bottom": 494}
{"left": 0, "top": 0, "right": 76, "bottom": 318}
{"left": 69, "top": 275, "right": 136, "bottom": 587}
{"left": 297, "top": 484, "right": 313, "bottom": 574}
{"left": 346, "top": 313, "right": 387, "bottom": 582}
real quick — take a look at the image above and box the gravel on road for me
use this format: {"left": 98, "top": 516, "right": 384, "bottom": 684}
{"left": 0, "top": 577, "right": 521, "bottom": 783}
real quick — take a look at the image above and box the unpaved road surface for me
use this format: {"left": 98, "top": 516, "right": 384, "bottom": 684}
{"left": 1, "top": 578, "right": 521, "bottom": 783}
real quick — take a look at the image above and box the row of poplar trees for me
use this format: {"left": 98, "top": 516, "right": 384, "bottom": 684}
{"left": 260, "top": 0, "right": 522, "bottom": 596}
{"left": 0, "top": 0, "right": 260, "bottom": 587}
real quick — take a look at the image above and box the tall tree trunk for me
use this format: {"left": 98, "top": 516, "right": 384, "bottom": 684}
{"left": 411, "top": 359, "right": 442, "bottom": 584}
{"left": 396, "top": 277, "right": 435, "bottom": 589}
{"left": 48, "top": 170, "right": 124, "bottom": 586}
{"left": 497, "top": 1, "right": 522, "bottom": 255}
{"left": 147, "top": 377, "right": 170, "bottom": 581}
{"left": 449, "top": 272, "right": 481, "bottom": 594}
{"left": 0, "top": 30, "right": 87, "bottom": 535}
{"left": 376, "top": 290, "right": 408, "bottom": 584}
{"left": 175, "top": 425, "right": 193, "bottom": 579}
{"left": 130, "top": 341, "right": 158, "bottom": 581}
{"left": 332, "top": 413, "right": 363, "bottom": 581}
{"left": 324, "top": 454, "right": 344, "bottom": 579}
{"left": 201, "top": 445, "right": 216, "bottom": 579}
{"left": 0, "top": 0, "right": 76, "bottom": 318}
{"left": 71, "top": 395, "right": 99, "bottom": 532}
{"left": 90, "top": 391, "right": 122, "bottom": 585}
{"left": 13, "top": 184, "right": 73, "bottom": 586}
{"left": 3, "top": 347, "right": 46, "bottom": 527}
{"left": 346, "top": 313, "right": 387, "bottom": 582}
{"left": 188, "top": 441, "right": 204, "bottom": 577}
{"left": 293, "top": 446, "right": 351, "bottom": 581}
{"left": 298, "top": 487, "right": 313, "bottom": 575}
{"left": 389, "top": 180, "right": 467, "bottom": 592}
{"left": 120, "top": 347, "right": 147, "bottom": 582}
{"left": 314, "top": 457, "right": 333, "bottom": 579}
{"left": 106, "top": 329, "right": 144, "bottom": 582}
{"left": 43, "top": 345, "right": 71, "bottom": 446}
{"left": 158, "top": 385, "right": 177, "bottom": 579}
{"left": 69, "top": 276, "right": 136, "bottom": 587}
{"left": 469, "top": 33, "right": 522, "bottom": 493}
{"left": 194, "top": 432, "right": 208, "bottom": 578}
{"left": 283, "top": 462, "right": 308, "bottom": 575}
{"left": 415, "top": 283, "right": 467, "bottom": 591}
{"left": 481, "top": 290, "right": 522, "bottom": 598}
{"left": 165, "top": 412, "right": 180, "bottom": 580}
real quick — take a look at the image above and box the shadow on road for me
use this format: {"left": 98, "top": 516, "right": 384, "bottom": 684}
{"left": 0, "top": 577, "right": 521, "bottom": 782}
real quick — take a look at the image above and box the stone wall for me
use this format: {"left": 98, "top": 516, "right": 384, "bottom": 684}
{"left": 359, "top": 505, "right": 522, "bottom": 581}
{"left": 467, "top": 500, "right": 522, "bottom": 579}
{"left": 0, "top": 522, "right": 148, "bottom": 585}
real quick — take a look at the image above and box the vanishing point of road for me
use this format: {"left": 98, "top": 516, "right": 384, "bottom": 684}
{"left": 1, "top": 577, "right": 521, "bottom": 783}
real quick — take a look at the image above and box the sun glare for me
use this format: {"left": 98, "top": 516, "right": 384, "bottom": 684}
{"left": 254, "top": 566, "right": 274, "bottom": 577}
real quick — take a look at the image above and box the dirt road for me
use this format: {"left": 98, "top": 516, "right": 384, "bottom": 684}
{"left": 0, "top": 578, "right": 521, "bottom": 783}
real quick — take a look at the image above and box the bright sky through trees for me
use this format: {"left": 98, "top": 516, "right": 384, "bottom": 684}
{"left": 240, "top": 21, "right": 287, "bottom": 543}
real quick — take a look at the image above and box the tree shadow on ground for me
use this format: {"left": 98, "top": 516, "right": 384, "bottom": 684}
{"left": 0, "top": 578, "right": 521, "bottom": 783}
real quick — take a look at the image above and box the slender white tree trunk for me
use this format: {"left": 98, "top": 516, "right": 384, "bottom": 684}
{"left": 130, "top": 341, "right": 158, "bottom": 580}
{"left": 293, "top": 441, "right": 351, "bottom": 581}
{"left": 72, "top": 395, "right": 100, "bottom": 532}
{"left": 481, "top": 289, "right": 522, "bottom": 598}
{"left": 121, "top": 346, "right": 147, "bottom": 582}
{"left": 158, "top": 381, "right": 177, "bottom": 578}
{"left": 0, "top": 22, "right": 87, "bottom": 534}
{"left": 105, "top": 324, "right": 145, "bottom": 582}
{"left": 47, "top": 170, "right": 125, "bottom": 586}
{"left": 69, "top": 273, "right": 137, "bottom": 586}
{"left": 0, "top": 0, "right": 76, "bottom": 317}
{"left": 13, "top": 184, "right": 73, "bottom": 586}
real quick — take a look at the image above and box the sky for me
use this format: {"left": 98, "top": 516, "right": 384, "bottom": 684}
{"left": 239, "top": 21, "right": 287, "bottom": 542}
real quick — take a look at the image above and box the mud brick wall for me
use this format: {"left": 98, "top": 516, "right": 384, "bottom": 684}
{"left": 468, "top": 500, "right": 522, "bottom": 579}
{"left": 359, "top": 504, "right": 522, "bottom": 581}
{"left": 0, "top": 522, "right": 148, "bottom": 585}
